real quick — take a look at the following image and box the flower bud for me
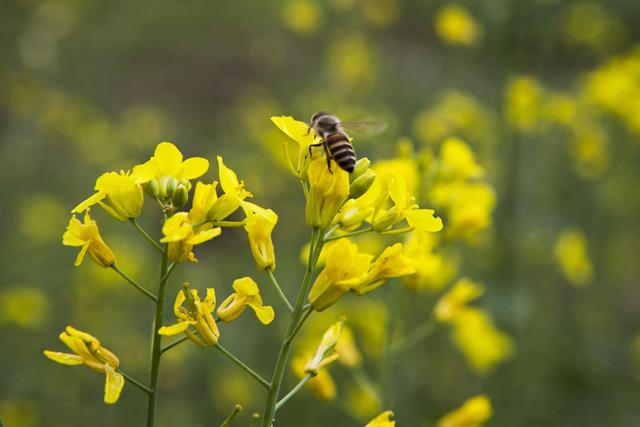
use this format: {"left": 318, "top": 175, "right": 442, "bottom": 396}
{"left": 349, "top": 169, "right": 376, "bottom": 199}
{"left": 349, "top": 157, "right": 371, "bottom": 183}
{"left": 143, "top": 179, "right": 161, "bottom": 198}
{"left": 172, "top": 184, "right": 189, "bottom": 208}
{"left": 164, "top": 176, "right": 179, "bottom": 198}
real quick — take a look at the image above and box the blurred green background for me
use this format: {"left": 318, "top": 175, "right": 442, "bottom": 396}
{"left": 2, "top": 0, "right": 640, "bottom": 426}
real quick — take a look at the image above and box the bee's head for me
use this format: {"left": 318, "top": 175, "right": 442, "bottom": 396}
{"left": 310, "top": 112, "right": 341, "bottom": 134}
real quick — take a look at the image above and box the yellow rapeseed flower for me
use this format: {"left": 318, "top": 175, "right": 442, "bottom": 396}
{"left": 207, "top": 156, "right": 253, "bottom": 221}
{"left": 241, "top": 201, "right": 278, "bottom": 270}
{"left": 306, "top": 157, "right": 351, "bottom": 228}
{"left": 438, "top": 137, "right": 484, "bottom": 180}
{"left": 160, "top": 212, "right": 221, "bottom": 263}
{"left": 437, "top": 395, "right": 492, "bottom": 427}
{"left": 271, "top": 115, "right": 317, "bottom": 178}
{"left": 62, "top": 211, "right": 116, "bottom": 268}
{"left": 403, "top": 230, "right": 457, "bottom": 292}
{"left": 308, "top": 239, "right": 372, "bottom": 311}
{"left": 189, "top": 180, "right": 219, "bottom": 225}
{"left": 435, "top": 5, "right": 481, "bottom": 46}
{"left": 159, "top": 285, "right": 220, "bottom": 347}
{"left": 72, "top": 169, "right": 153, "bottom": 221}
{"left": 134, "top": 141, "right": 209, "bottom": 182}
{"left": 365, "top": 410, "right": 396, "bottom": 427}
{"left": 352, "top": 243, "right": 415, "bottom": 295}
{"left": 305, "top": 319, "right": 344, "bottom": 375}
{"left": 554, "top": 229, "right": 593, "bottom": 286}
{"left": 217, "top": 277, "right": 275, "bottom": 325}
{"left": 434, "top": 277, "right": 484, "bottom": 323}
{"left": 44, "top": 326, "right": 124, "bottom": 404}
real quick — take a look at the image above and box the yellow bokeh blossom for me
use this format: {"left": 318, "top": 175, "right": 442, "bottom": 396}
{"left": 365, "top": 410, "right": 396, "bottom": 427}
{"left": 160, "top": 212, "right": 221, "bottom": 263}
{"left": 554, "top": 229, "right": 593, "bottom": 286}
{"left": 44, "top": 326, "right": 124, "bottom": 404}
{"left": 438, "top": 137, "right": 484, "bottom": 181}
{"left": 505, "top": 76, "right": 544, "bottom": 132}
{"left": 335, "top": 326, "right": 362, "bottom": 367}
{"left": 159, "top": 286, "right": 220, "bottom": 347}
{"left": 241, "top": 201, "right": 278, "bottom": 270}
{"left": 353, "top": 243, "right": 415, "bottom": 295}
{"left": 306, "top": 157, "right": 351, "bottom": 228}
{"left": 292, "top": 354, "right": 336, "bottom": 400}
{"left": 403, "top": 231, "right": 457, "bottom": 292}
{"left": 72, "top": 169, "right": 153, "bottom": 221}
{"left": 217, "top": 277, "right": 275, "bottom": 325}
{"left": 434, "top": 277, "right": 484, "bottom": 323}
{"left": 437, "top": 395, "right": 492, "bottom": 427}
{"left": 0, "top": 287, "right": 49, "bottom": 329}
{"left": 282, "top": 0, "right": 324, "bottom": 35}
{"left": 435, "top": 5, "right": 481, "bottom": 46}
{"left": 308, "top": 239, "right": 371, "bottom": 311}
{"left": 62, "top": 211, "right": 116, "bottom": 268}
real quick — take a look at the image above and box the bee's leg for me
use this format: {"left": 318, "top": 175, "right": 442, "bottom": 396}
{"left": 322, "top": 142, "right": 333, "bottom": 173}
{"left": 308, "top": 142, "right": 323, "bottom": 159}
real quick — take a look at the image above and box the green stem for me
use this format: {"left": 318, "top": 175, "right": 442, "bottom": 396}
{"left": 129, "top": 218, "right": 164, "bottom": 254}
{"left": 323, "top": 226, "right": 373, "bottom": 242}
{"left": 211, "top": 220, "right": 246, "bottom": 228}
{"left": 250, "top": 413, "right": 261, "bottom": 427}
{"left": 117, "top": 368, "right": 153, "bottom": 394}
{"left": 146, "top": 243, "right": 170, "bottom": 427}
{"left": 161, "top": 262, "right": 176, "bottom": 283}
{"left": 380, "top": 226, "right": 414, "bottom": 235}
{"left": 275, "top": 373, "right": 313, "bottom": 412}
{"left": 391, "top": 317, "right": 437, "bottom": 353}
{"left": 286, "top": 306, "right": 313, "bottom": 342}
{"left": 111, "top": 265, "right": 157, "bottom": 302}
{"left": 261, "top": 228, "right": 323, "bottom": 427}
{"left": 265, "top": 268, "right": 293, "bottom": 313}
{"left": 220, "top": 404, "right": 243, "bottom": 427}
{"left": 215, "top": 343, "right": 270, "bottom": 389}
{"left": 161, "top": 335, "right": 190, "bottom": 354}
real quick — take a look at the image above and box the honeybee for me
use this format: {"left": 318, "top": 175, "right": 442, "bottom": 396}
{"left": 308, "top": 112, "right": 387, "bottom": 173}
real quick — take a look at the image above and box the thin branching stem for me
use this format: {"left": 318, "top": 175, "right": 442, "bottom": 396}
{"left": 117, "top": 368, "right": 153, "bottom": 394}
{"left": 129, "top": 218, "right": 164, "bottom": 254}
{"left": 265, "top": 268, "right": 293, "bottom": 313}
{"left": 323, "top": 226, "right": 373, "bottom": 242}
{"left": 214, "top": 343, "right": 270, "bottom": 389}
{"left": 275, "top": 373, "right": 313, "bottom": 412}
{"left": 161, "top": 335, "right": 190, "bottom": 354}
{"left": 111, "top": 265, "right": 157, "bottom": 302}
{"left": 220, "top": 404, "right": 243, "bottom": 427}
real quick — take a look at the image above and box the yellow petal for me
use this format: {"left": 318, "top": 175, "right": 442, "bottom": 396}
{"left": 43, "top": 350, "right": 84, "bottom": 365}
{"left": 405, "top": 209, "right": 444, "bottom": 232}
{"left": 154, "top": 142, "right": 183, "bottom": 175}
{"left": 130, "top": 161, "right": 156, "bottom": 183}
{"left": 204, "top": 288, "right": 216, "bottom": 307}
{"left": 74, "top": 243, "right": 90, "bottom": 266}
{"left": 247, "top": 303, "right": 275, "bottom": 325}
{"left": 232, "top": 277, "right": 260, "bottom": 297}
{"left": 187, "top": 227, "right": 221, "bottom": 245}
{"left": 103, "top": 364, "right": 125, "bottom": 404}
{"left": 159, "top": 321, "right": 193, "bottom": 336}
{"left": 365, "top": 410, "right": 396, "bottom": 427}
{"left": 270, "top": 116, "right": 314, "bottom": 147}
{"left": 181, "top": 157, "right": 210, "bottom": 180}
{"left": 72, "top": 192, "right": 106, "bottom": 214}
{"left": 217, "top": 156, "right": 240, "bottom": 194}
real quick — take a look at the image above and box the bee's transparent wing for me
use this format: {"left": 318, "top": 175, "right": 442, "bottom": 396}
{"left": 341, "top": 120, "right": 388, "bottom": 139}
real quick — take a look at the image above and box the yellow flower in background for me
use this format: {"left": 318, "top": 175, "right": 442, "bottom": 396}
{"left": 271, "top": 115, "right": 317, "bottom": 177}
{"left": 554, "top": 229, "right": 593, "bottom": 286}
{"left": 292, "top": 354, "right": 337, "bottom": 400}
{"left": 438, "top": 137, "right": 484, "bottom": 180}
{"left": 306, "top": 157, "right": 350, "bottom": 228}
{"left": 207, "top": 156, "right": 253, "bottom": 221}
{"left": 134, "top": 141, "right": 209, "bottom": 182}
{"left": 63, "top": 212, "right": 116, "bottom": 268}
{"left": 305, "top": 319, "right": 344, "bottom": 374}
{"left": 431, "top": 181, "right": 495, "bottom": 239}
{"left": 437, "top": 395, "right": 492, "bottom": 427}
{"left": 72, "top": 169, "right": 153, "bottom": 221}
{"left": 282, "top": 0, "right": 324, "bottom": 35}
{"left": 353, "top": 243, "right": 415, "bottom": 295}
{"left": 346, "top": 382, "right": 381, "bottom": 419}
{"left": 217, "top": 277, "right": 275, "bottom": 324}
{"left": 403, "top": 231, "right": 457, "bottom": 292}
{"left": 0, "top": 287, "right": 49, "bottom": 329}
{"left": 365, "top": 410, "right": 396, "bottom": 427}
{"left": 241, "top": 201, "right": 278, "bottom": 270}
{"left": 159, "top": 286, "right": 220, "bottom": 347}
{"left": 44, "top": 326, "right": 124, "bottom": 404}
{"left": 308, "top": 239, "right": 371, "bottom": 311}
{"left": 435, "top": 277, "right": 484, "bottom": 323}
{"left": 327, "top": 34, "right": 377, "bottom": 88}
{"left": 335, "top": 326, "right": 362, "bottom": 367}
{"left": 505, "top": 76, "right": 544, "bottom": 132}
{"left": 451, "top": 308, "right": 513, "bottom": 373}
{"left": 372, "top": 157, "right": 419, "bottom": 197}
{"left": 435, "top": 5, "right": 481, "bottom": 46}
{"left": 160, "top": 212, "right": 221, "bottom": 263}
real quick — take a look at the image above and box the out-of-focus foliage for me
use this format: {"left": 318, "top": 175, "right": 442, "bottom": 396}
{"left": 2, "top": 0, "right": 640, "bottom": 426}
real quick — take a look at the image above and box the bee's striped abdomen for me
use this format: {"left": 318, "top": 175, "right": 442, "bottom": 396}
{"left": 325, "top": 132, "right": 356, "bottom": 173}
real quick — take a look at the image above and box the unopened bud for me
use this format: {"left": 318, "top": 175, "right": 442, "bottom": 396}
{"left": 349, "top": 158, "right": 371, "bottom": 183}
{"left": 172, "top": 184, "right": 189, "bottom": 208}
{"left": 143, "top": 179, "right": 160, "bottom": 198}
{"left": 165, "top": 177, "right": 179, "bottom": 198}
{"left": 349, "top": 169, "right": 376, "bottom": 199}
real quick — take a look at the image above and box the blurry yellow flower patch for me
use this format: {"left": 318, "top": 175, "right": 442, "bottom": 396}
{"left": 44, "top": 326, "right": 124, "bottom": 404}
{"left": 505, "top": 76, "right": 545, "bottom": 132}
{"left": 437, "top": 395, "right": 492, "bottom": 427}
{"left": 346, "top": 382, "right": 382, "bottom": 420}
{"left": 435, "top": 5, "right": 482, "bottom": 47}
{"left": 554, "top": 229, "right": 593, "bottom": 286}
{"left": 564, "top": 2, "right": 626, "bottom": 54}
{"left": 282, "top": 0, "right": 324, "bottom": 35}
{"left": 327, "top": 34, "right": 377, "bottom": 88}
{"left": 403, "top": 230, "right": 458, "bottom": 292}
{"left": 0, "top": 400, "right": 39, "bottom": 427}
{"left": 365, "top": 410, "right": 395, "bottom": 427}
{"left": 17, "top": 195, "right": 67, "bottom": 245}
{"left": 0, "top": 287, "right": 49, "bottom": 329}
